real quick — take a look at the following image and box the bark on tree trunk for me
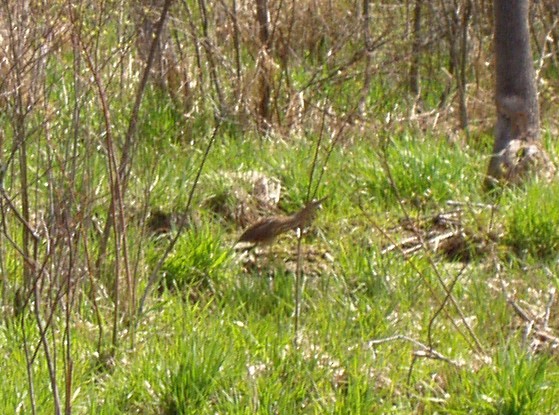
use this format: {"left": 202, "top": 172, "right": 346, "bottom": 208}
{"left": 359, "top": 0, "right": 373, "bottom": 115}
{"left": 485, "top": 0, "right": 555, "bottom": 187}
{"left": 255, "top": 0, "right": 272, "bottom": 133}
{"left": 408, "top": 0, "right": 422, "bottom": 96}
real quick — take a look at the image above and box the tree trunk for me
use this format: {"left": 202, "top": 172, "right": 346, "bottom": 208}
{"left": 485, "top": 0, "right": 555, "bottom": 186}
{"left": 359, "top": 0, "right": 373, "bottom": 114}
{"left": 408, "top": 0, "right": 422, "bottom": 96}
{"left": 457, "top": 0, "right": 472, "bottom": 131}
{"left": 255, "top": 0, "right": 272, "bottom": 133}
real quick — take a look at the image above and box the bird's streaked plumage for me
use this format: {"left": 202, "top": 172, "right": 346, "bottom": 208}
{"left": 238, "top": 197, "right": 326, "bottom": 246}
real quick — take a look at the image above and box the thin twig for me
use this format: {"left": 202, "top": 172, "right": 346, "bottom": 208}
{"left": 368, "top": 334, "right": 463, "bottom": 367}
{"left": 543, "top": 287, "right": 555, "bottom": 330}
{"left": 95, "top": 0, "right": 173, "bottom": 283}
{"left": 377, "top": 147, "right": 485, "bottom": 354}
{"left": 119, "top": 0, "right": 175, "bottom": 184}
{"left": 79, "top": 40, "right": 125, "bottom": 351}
{"left": 137, "top": 122, "right": 222, "bottom": 320}
{"left": 293, "top": 229, "right": 303, "bottom": 346}
{"left": 427, "top": 263, "right": 467, "bottom": 348}
{"left": 498, "top": 276, "right": 532, "bottom": 322}
{"left": 358, "top": 196, "right": 484, "bottom": 355}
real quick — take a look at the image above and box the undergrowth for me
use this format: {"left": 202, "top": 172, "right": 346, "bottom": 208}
{"left": 1, "top": 1, "right": 559, "bottom": 413}
{"left": 3, "top": 134, "right": 559, "bottom": 414}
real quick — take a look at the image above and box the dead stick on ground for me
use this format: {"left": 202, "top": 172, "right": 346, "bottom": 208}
{"left": 358, "top": 196, "right": 484, "bottom": 355}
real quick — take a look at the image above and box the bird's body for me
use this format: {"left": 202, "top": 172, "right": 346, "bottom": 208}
{"left": 238, "top": 197, "right": 326, "bottom": 247}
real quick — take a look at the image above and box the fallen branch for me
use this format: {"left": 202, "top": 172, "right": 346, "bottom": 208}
{"left": 368, "top": 334, "right": 463, "bottom": 367}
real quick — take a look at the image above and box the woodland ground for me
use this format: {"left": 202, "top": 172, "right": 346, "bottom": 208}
{"left": 2, "top": 125, "right": 559, "bottom": 414}
{"left": 2, "top": 1, "right": 559, "bottom": 414}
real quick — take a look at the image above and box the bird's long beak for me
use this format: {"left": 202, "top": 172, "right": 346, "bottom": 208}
{"left": 313, "top": 196, "right": 328, "bottom": 208}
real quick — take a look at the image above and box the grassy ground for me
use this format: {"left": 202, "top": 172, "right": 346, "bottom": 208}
{"left": 2, "top": 127, "right": 559, "bottom": 414}
{"left": 1, "top": 2, "right": 559, "bottom": 413}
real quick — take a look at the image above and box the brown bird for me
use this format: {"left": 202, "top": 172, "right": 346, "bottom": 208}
{"left": 238, "top": 197, "right": 327, "bottom": 247}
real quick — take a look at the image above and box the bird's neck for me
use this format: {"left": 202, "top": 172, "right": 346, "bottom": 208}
{"left": 291, "top": 205, "right": 314, "bottom": 227}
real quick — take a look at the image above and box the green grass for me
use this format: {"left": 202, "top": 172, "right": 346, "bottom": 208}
{"left": 439, "top": 348, "right": 558, "bottom": 414}
{"left": 504, "top": 181, "right": 559, "bottom": 259}
{"left": 159, "top": 224, "right": 231, "bottom": 291}
{"left": 2, "top": 6, "right": 559, "bottom": 412}
{"left": 3, "top": 124, "right": 559, "bottom": 414}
